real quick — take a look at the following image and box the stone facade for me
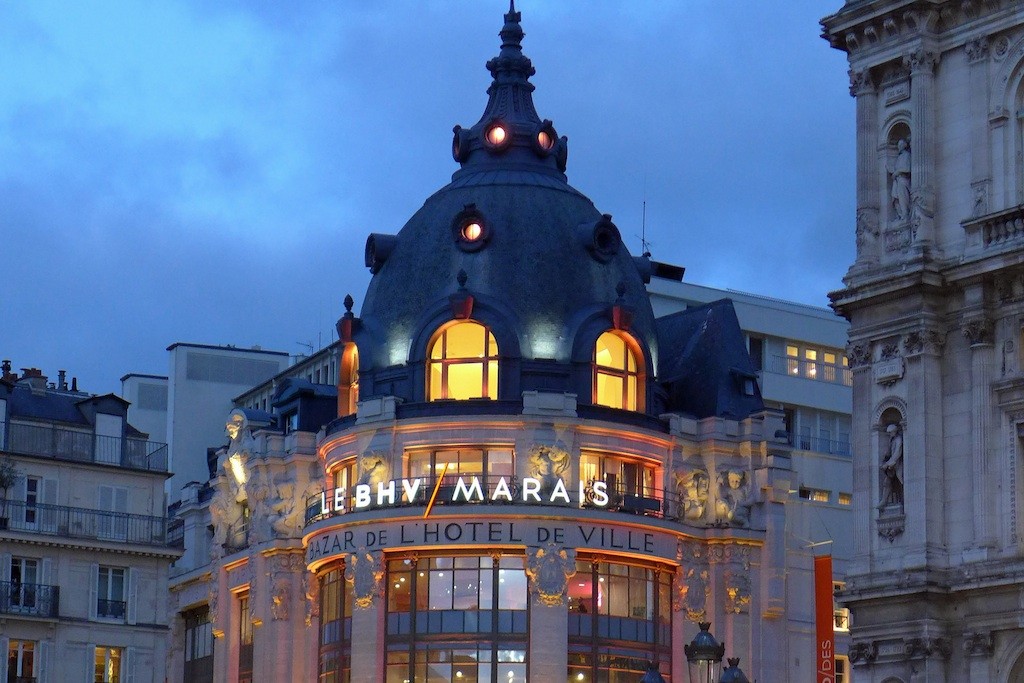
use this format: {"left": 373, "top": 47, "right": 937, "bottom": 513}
{"left": 824, "top": 1, "right": 1024, "bottom": 680}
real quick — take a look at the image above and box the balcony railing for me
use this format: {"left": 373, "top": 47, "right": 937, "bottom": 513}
{"left": 305, "top": 475, "right": 686, "bottom": 526}
{"left": 767, "top": 355, "right": 852, "bottom": 387}
{"left": 97, "top": 598, "right": 126, "bottom": 620}
{"left": 0, "top": 500, "right": 168, "bottom": 546}
{"left": 0, "top": 580, "right": 59, "bottom": 618}
{"left": 5, "top": 422, "right": 168, "bottom": 472}
{"left": 797, "top": 435, "right": 852, "bottom": 457}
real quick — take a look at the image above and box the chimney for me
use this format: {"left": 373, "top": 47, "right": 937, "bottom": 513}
{"left": 1, "top": 360, "right": 14, "bottom": 382}
{"left": 71, "top": 377, "right": 79, "bottom": 392}
{"left": 19, "top": 367, "right": 48, "bottom": 393}
{"left": 57, "top": 370, "right": 68, "bottom": 391}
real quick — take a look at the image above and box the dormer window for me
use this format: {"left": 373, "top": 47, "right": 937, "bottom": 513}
{"left": 428, "top": 321, "right": 498, "bottom": 401}
{"left": 592, "top": 331, "right": 644, "bottom": 411}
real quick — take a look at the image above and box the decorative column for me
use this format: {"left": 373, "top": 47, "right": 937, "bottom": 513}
{"left": 345, "top": 550, "right": 386, "bottom": 681}
{"left": 963, "top": 632, "right": 994, "bottom": 682}
{"left": 850, "top": 68, "right": 881, "bottom": 266}
{"left": 966, "top": 39, "right": 991, "bottom": 217}
{"left": 901, "top": 328, "right": 946, "bottom": 567}
{"left": 963, "top": 315, "right": 995, "bottom": 551}
{"left": 525, "top": 544, "right": 574, "bottom": 681}
{"left": 905, "top": 48, "right": 940, "bottom": 253}
{"left": 905, "top": 636, "right": 951, "bottom": 682}
{"left": 845, "top": 342, "right": 875, "bottom": 573}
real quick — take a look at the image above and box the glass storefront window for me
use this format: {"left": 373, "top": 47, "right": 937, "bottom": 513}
{"left": 319, "top": 569, "right": 354, "bottom": 683}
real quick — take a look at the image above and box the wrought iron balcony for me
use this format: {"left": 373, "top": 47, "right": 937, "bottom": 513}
{"left": 0, "top": 580, "right": 59, "bottom": 618}
{"left": 97, "top": 598, "right": 126, "bottom": 620}
{"left": 0, "top": 500, "right": 168, "bottom": 546}
{"left": 4, "top": 422, "right": 168, "bottom": 473}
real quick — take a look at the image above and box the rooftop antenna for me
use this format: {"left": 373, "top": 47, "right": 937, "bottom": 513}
{"left": 637, "top": 174, "right": 652, "bottom": 257}
{"left": 296, "top": 341, "right": 314, "bottom": 356}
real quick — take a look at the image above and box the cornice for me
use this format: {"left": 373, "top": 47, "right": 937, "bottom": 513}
{"left": 830, "top": 260, "right": 947, "bottom": 316}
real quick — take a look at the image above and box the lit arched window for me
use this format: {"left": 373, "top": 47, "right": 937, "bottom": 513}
{"left": 593, "top": 331, "right": 643, "bottom": 411}
{"left": 428, "top": 321, "right": 498, "bottom": 400}
{"left": 338, "top": 344, "right": 359, "bottom": 417}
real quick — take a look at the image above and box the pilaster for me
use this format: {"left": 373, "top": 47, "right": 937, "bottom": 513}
{"left": 905, "top": 48, "right": 940, "bottom": 254}
{"left": 963, "top": 313, "right": 995, "bottom": 550}
{"left": 966, "top": 39, "right": 991, "bottom": 217}
{"left": 851, "top": 68, "right": 882, "bottom": 267}
{"left": 525, "top": 544, "right": 573, "bottom": 680}
{"left": 346, "top": 550, "right": 386, "bottom": 681}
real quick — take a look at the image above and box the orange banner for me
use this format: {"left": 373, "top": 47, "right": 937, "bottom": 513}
{"left": 814, "top": 554, "right": 835, "bottom": 683}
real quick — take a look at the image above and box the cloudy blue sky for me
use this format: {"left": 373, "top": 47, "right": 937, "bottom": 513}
{"left": 0, "top": 1, "right": 854, "bottom": 396}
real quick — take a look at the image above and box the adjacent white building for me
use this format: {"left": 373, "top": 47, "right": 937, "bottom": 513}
{"left": 0, "top": 364, "right": 180, "bottom": 682}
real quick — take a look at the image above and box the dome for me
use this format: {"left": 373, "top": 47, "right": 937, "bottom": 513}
{"left": 350, "top": 2, "right": 658, "bottom": 413}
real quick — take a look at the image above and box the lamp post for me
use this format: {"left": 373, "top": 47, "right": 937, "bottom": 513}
{"left": 719, "top": 657, "right": 750, "bottom": 683}
{"left": 639, "top": 661, "right": 666, "bottom": 683}
{"left": 684, "top": 622, "right": 726, "bottom": 683}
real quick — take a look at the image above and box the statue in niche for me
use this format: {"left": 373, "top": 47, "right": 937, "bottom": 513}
{"left": 888, "top": 138, "right": 912, "bottom": 223}
{"left": 877, "top": 423, "right": 904, "bottom": 510}
{"left": 674, "top": 469, "right": 710, "bottom": 522}
{"left": 526, "top": 444, "right": 570, "bottom": 494}
{"left": 715, "top": 470, "right": 752, "bottom": 527}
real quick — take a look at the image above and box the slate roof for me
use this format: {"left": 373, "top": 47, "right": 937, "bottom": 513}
{"left": 656, "top": 299, "right": 764, "bottom": 420}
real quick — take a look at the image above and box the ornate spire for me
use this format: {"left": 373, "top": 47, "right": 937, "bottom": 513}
{"left": 450, "top": 2, "right": 568, "bottom": 178}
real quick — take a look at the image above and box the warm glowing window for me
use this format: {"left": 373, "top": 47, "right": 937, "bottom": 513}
{"left": 338, "top": 344, "right": 359, "bottom": 417}
{"left": 592, "top": 331, "right": 643, "bottom": 411}
{"left": 428, "top": 321, "right": 498, "bottom": 400}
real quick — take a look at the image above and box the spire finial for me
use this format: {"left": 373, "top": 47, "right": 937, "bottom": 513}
{"left": 343, "top": 294, "right": 354, "bottom": 315}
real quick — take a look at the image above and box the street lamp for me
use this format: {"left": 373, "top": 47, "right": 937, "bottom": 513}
{"left": 639, "top": 661, "right": 666, "bottom": 683}
{"left": 719, "top": 657, "right": 750, "bottom": 683}
{"left": 684, "top": 622, "right": 725, "bottom": 683}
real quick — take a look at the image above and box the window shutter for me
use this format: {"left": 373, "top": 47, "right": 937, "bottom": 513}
{"left": 1, "top": 553, "right": 10, "bottom": 582}
{"left": 127, "top": 568, "right": 138, "bottom": 625}
{"left": 41, "top": 479, "right": 58, "bottom": 531}
{"left": 123, "top": 646, "right": 135, "bottom": 683}
{"left": 0, "top": 636, "right": 8, "bottom": 682}
{"left": 38, "top": 640, "right": 49, "bottom": 683}
{"left": 85, "top": 644, "right": 96, "bottom": 682}
{"left": 115, "top": 487, "right": 128, "bottom": 513}
{"left": 99, "top": 486, "right": 112, "bottom": 511}
{"left": 89, "top": 563, "right": 99, "bottom": 620}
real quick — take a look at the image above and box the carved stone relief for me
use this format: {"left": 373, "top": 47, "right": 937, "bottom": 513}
{"left": 848, "top": 641, "right": 878, "bottom": 666}
{"left": 963, "top": 632, "right": 994, "bottom": 657}
{"left": 962, "top": 317, "right": 993, "bottom": 346}
{"left": 724, "top": 568, "right": 752, "bottom": 614}
{"left": 846, "top": 343, "right": 872, "bottom": 369}
{"left": 715, "top": 469, "right": 752, "bottom": 527}
{"left": 525, "top": 543, "right": 576, "bottom": 607}
{"left": 356, "top": 451, "right": 392, "bottom": 489}
{"left": 904, "top": 637, "right": 952, "bottom": 660}
{"left": 345, "top": 549, "right": 384, "bottom": 609}
{"left": 674, "top": 467, "right": 709, "bottom": 522}
{"left": 525, "top": 443, "right": 571, "bottom": 494}
{"left": 304, "top": 569, "right": 320, "bottom": 627}
{"left": 674, "top": 541, "right": 709, "bottom": 620}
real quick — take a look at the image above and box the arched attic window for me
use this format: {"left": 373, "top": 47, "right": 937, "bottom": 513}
{"left": 338, "top": 344, "right": 359, "bottom": 417}
{"left": 428, "top": 320, "right": 498, "bottom": 400}
{"left": 593, "top": 330, "right": 644, "bottom": 411}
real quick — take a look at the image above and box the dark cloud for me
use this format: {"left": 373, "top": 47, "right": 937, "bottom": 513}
{"left": 0, "top": 1, "right": 854, "bottom": 396}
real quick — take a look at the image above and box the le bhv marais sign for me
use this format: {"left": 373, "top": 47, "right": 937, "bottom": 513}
{"left": 314, "top": 475, "right": 612, "bottom": 515}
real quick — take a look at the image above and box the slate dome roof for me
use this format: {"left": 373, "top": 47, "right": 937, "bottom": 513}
{"left": 355, "top": 3, "right": 657, "bottom": 397}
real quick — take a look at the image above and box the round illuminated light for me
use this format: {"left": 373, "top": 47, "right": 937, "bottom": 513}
{"left": 487, "top": 125, "right": 507, "bottom": 145}
{"left": 462, "top": 222, "right": 483, "bottom": 242}
{"left": 537, "top": 130, "right": 552, "bottom": 150}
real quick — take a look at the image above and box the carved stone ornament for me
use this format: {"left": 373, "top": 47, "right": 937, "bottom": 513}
{"left": 904, "top": 48, "right": 939, "bottom": 74}
{"left": 880, "top": 341, "right": 900, "bottom": 360}
{"left": 356, "top": 451, "right": 392, "bottom": 489}
{"left": 904, "top": 637, "right": 952, "bottom": 660}
{"left": 715, "top": 470, "right": 752, "bottom": 527}
{"left": 525, "top": 443, "right": 571, "bottom": 494}
{"left": 208, "top": 578, "right": 224, "bottom": 638}
{"left": 846, "top": 343, "right": 872, "bottom": 369}
{"left": 674, "top": 565, "right": 709, "bottom": 621}
{"left": 856, "top": 208, "right": 880, "bottom": 258}
{"left": 270, "top": 576, "right": 290, "bottom": 621}
{"left": 848, "top": 641, "right": 878, "bottom": 665}
{"left": 674, "top": 467, "right": 710, "bottom": 522}
{"left": 724, "top": 568, "right": 752, "bottom": 614}
{"left": 877, "top": 510, "right": 905, "bottom": 542}
{"left": 994, "top": 35, "right": 1011, "bottom": 60}
{"left": 962, "top": 317, "right": 993, "bottom": 346}
{"left": 525, "top": 543, "right": 576, "bottom": 607}
{"left": 848, "top": 68, "right": 875, "bottom": 96}
{"left": 966, "top": 38, "right": 989, "bottom": 63}
{"left": 345, "top": 549, "right": 384, "bottom": 609}
{"left": 963, "top": 631, "right": 994, "bottom": 657}
{"left": 304, "top": 569, "right": 320, "bottom": 627}
{"left": 903, "top": 329, "right": 945, "bottom": 355}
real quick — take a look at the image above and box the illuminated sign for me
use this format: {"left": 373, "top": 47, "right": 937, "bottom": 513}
{"left": 314, "top": 476, "right": 610, "bottom": 517}
{"left": 306, "top": 518, "right": 679, "bottom": 565}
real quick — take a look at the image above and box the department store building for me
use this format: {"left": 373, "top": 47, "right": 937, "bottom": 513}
{"left": 168, "top": 6, "right": 845, "bottom": 681}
